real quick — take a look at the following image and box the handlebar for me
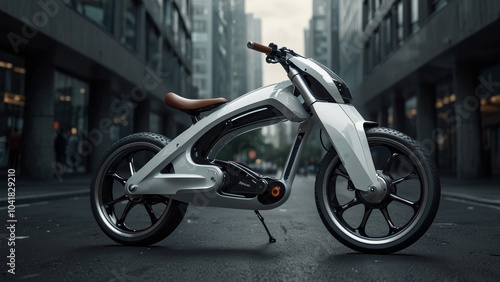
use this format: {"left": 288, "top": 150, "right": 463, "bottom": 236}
{"left": 247, "top": 41, "right": 273, "bottom": 55}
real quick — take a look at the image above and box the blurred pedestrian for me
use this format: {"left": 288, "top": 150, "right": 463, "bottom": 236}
{"left": 55, "top": 129, "right": 69, "bottom": 166}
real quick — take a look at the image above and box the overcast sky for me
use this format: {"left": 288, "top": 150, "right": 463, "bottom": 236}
{"left": 245, "top": 1, "right": 312, "bottom": 86}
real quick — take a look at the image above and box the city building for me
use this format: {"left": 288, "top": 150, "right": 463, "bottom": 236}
{"left": 245, "top": 14, "right": 262, "bottom": 92}
{"left": 192, "top": 0, "right": 213, "bottom": 98}
{"left": 305, "top": 0, "right": 340, "bottom": 72}
{"left": 192, "top": 0, "right": 255, "bottom": 100}
{"left": 0, "top": 0, "right": 194, "bottom": 179}
{"left": 339, "top": 0, "right": 500, "bottom": 178}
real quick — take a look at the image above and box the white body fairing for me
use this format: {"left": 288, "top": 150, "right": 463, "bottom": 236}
{"left": 125, "top": 80, "right": 379, "bottom": 210}
{"left": 311, "top": 103, "right": 378, "bottom": 190}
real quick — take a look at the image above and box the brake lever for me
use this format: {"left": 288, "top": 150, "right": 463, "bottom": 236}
{"left": 265, "top": 56, "right": 279, "bottom": 64}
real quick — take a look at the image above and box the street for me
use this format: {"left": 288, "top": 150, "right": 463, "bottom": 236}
{"left": 2, "top": 176, "right": 500, "bottom": 281}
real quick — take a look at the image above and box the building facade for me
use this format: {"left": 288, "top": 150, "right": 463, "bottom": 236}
{"left": 305, "top": 0, "right": 340, "bottom": 72}
{"left": 245, "top": 14, "right": 262, "bottom": 92}
{"left": 192, "top": 0, "right": 213, "bottom": 98}
{"left": 0, "top": 0, "right": 194, "bottom": 179}
{"left": 339, "top": 0, "right": 500, "bottom": 178}
{"left": 192, "top": 0, "right": 261, "bottom": 100}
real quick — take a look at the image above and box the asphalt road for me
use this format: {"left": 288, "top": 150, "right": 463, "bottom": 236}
{"left": 1, "top": 176, "right": 499, "bottom": 281}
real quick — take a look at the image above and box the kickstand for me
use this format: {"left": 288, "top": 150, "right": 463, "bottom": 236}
{"left": 254, "top": 210, "right": 276, "bottom": 243}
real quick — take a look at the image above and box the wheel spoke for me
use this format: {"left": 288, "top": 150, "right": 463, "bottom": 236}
{"left": 381, "top": 207, "right": 398, "bottom": 235}
{"left": 108, "top": 173, "right": 127, "bottom": 185}
{"left": 117, "top": 201, "right": 135, "bottom": 225}
{"left": 392, "top": 171, "right": 418, "bottom": 185}
{"left": 357, "top": 206, "right": 372, "bottom": 236}
{"left": 383, "top": 153, "right": 399, "bottom": 176}
{"left": 128, "top": 157, "right": 136, "bottom": 176}
{"left": 154, "top": 195, "right": 170, "bottom": 205}
{"left": 390, "top": 193, "right": 419, "bottom": 210}
{"left": 335, "top": 166, "right": 349, "bottom": 180}
{"left": 144, "top": 202, "right": 158, "bottom": 224}
{"left": 105, "top": 195, "right": 128, "bottom": 209}
{"left": 332, "top": 197, "right": 361, "bottom": 214}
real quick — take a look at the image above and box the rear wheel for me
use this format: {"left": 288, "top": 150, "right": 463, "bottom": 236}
{"left": 90, "top": 132, "right": 187, "bottom": 246}
{"left": 315, "top": 127, "right": 440, "bottom": 253}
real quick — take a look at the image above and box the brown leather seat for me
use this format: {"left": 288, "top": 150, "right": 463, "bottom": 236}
{"left": 165, "top": 92, "right": 228, "bottom": 113}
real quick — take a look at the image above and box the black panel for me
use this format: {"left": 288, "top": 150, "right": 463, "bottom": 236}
{"left": 304, "top": 74, "right": 336, "bottom": 102}
{"left": 283, "top": 132, "right": 305, "bottom": 180}
{"left": 191, "top": 106, "right": 284, "bottom": 164}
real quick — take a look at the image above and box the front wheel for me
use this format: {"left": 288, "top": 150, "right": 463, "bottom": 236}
{"left": 315, "top": 127, "right": 440, "bottom": 253}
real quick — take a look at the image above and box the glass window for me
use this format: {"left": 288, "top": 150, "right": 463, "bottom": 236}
{"left": 194, "top": 5, "right": 207, "bottom": 15}
{"left": 410, "top": 0, "right": 419, "bottom": 33}
{"left": 181, "top": 0, "right": 187, "bottom": 15}
{"left": 149, "top": 112, "right": 161, "bottom": 134}
{"left": 193, "top": 20, "right": 206, "bottom": 32}
{"left": 374, "top": 28, "right": 381, "bottom": 65}
{"left": 173, "top": 10, "right": 179, "bottom": 43}
{"left": 180, "top": 28, "right": 186, "bottom": 56}
{"left": 0, "top": 54, "right": 25, "bottom": 167}
{"left": 65, "top": 0, "right": 115, "bottom": 32}
{"left": 431, "top": 0, "right": 448, "bottom": 13}
{"left": 363, "top": 0, "right": 369, "bottom": 28}
{"left": 164, "top": 0, "right": 172, "bottom": 26}
{"left": 404, "top": 95, "right": 417, "bottom": 138}
{"left": 122, "top": 0, "right": 138, "bottom": 51}
{"left": 315, "top": 18, "right": 326, "bottom": 31}
{"left": 194, "top": 78, "right": 206, "bottom": 90}
{"left": 53, "top": 71, "right": 89, "bottom": 172}
{"left": 194, "top": 47, "right": 206, "bottom": 59}
{"left": 147, "top": 19, "right": 160, "bottom": 70}
{"left": 385, "top": 15, "right": 392, "bottom": 54}
{"left": 194, "top": 63, "right": 206, "bottom": 73}
{"left": 397, "top": 1, "right": 404, "bottom": 43}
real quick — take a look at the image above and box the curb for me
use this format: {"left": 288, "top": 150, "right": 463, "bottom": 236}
{"left": 0, "top": 189, "right": 89, "bottom": 207}
{"left": 442, "top": 191, "right": 500, "bottom": 207}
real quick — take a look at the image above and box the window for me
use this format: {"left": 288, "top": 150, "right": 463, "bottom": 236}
{"left": 180, "top": 28, "right": 186, "bottom": 56}
{"left": 54, "top": 71, "right": 89, "bottom": 171}
{"left": 173, "top": 10, "right": 179, "bottom": 43}
{"left": 147, "top": 19, "right": 160, "bottom": 70}
{"left": 122, "top": 0, "right": 138, "bottom": 51}
{"left": 194, "top": 63, "right": 206, "bottom": 73}
{"left": 164, "top": 0, "right": 172, "bottom": 26}
{"left": 374, "top": 28, "right": 381, "bottom": 65}
{"left": 363, "top": 0, "right": 369, "bottom": 28}
{"left": 193, "top": 20, "right": 206, "bottom": 32}
{"left": 194, "top": 47, "right": 206, "bottom": 59}
{"left": 431, "top": 0, "right": 448, "bottom": 13}
{"left": 397, "top": 1, "right": 404, "bottom": 43}
{"left": 194, "top": 5, "right": 207, "bottom": 15}
{"left": 410, "top": 0, "right": 419, "bottom": 33}
{"left": 194, "top": 78, "right": 206, "bottom": 90}
{"left": 66, "top": 0, "right": 115, "bottom": 32}
{"left": 385, "top": 15, "right": 392, "bottom": 54}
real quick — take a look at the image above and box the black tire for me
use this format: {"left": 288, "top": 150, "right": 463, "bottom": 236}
{"left": 315, "top": 127, "right": 440, "bottom": 253}
{"left": 90, "top": 132, "right": 187, "bottom": 246}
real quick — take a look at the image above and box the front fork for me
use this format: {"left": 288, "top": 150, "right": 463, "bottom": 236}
{"left": 310, "top": 102, "right": 380, "bottom": 192}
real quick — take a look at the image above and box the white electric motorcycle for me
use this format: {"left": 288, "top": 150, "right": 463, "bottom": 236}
{"left": 91, "top": 42, "right": 440, "bottom": 253}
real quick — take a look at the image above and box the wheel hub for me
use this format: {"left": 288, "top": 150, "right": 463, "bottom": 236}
{"left": 358, "top": 174, "right": 390, "bottom": 205}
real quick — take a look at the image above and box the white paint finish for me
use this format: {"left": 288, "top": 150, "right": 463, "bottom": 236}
{"left": 311, "top": 102, "right": 378, "bottom": 191}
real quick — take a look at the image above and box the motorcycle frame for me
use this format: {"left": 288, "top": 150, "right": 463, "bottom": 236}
{"left": 125, "top": 57, "right": 381, "bottom": 211}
